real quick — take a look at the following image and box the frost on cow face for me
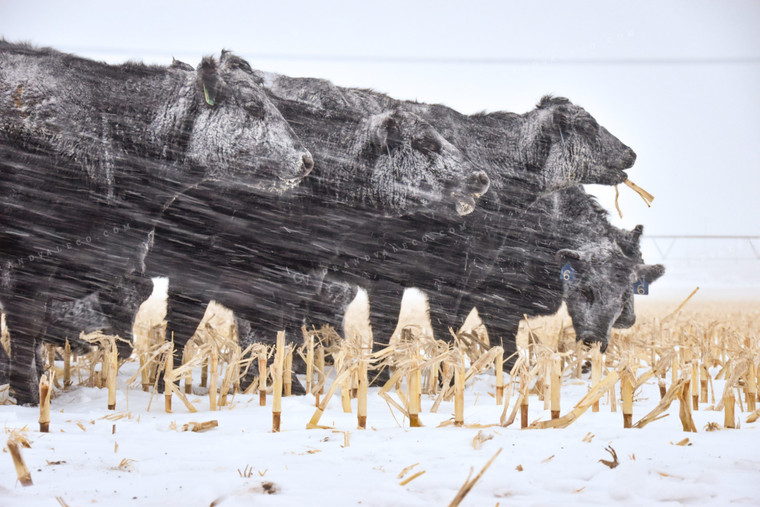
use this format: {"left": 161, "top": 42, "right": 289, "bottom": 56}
{"left": 535, "top": 96, "right": 637, "bottom": 190}
{"left": 359, "top": 110, "right": 489, "bottom": 216}
{"left": 184, "top": 52, "right": 314, "bottom": 193}
{"left": 557, "top": 242, "right": 664, "bottom": 351}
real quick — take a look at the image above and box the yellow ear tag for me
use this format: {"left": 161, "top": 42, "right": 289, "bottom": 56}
{"left": 203, "top": 83, "right": 215, "bottom": 106}
{"left": 634, "top": 279, "right": 649, "bottom": 295}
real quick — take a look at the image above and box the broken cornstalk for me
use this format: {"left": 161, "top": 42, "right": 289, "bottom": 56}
{"left": 258, "top": 350, "right": 267, "bottom": 407}
{"left": 357, "top": 358, "right": 368, "bottom": 429}
{"left": 623, "top": 179, "right": 654, "bottom": 207}
{"left": 7, "top": 436, "right": 33, "bottom": 487}
{"left": 209, "top": 347, "right": 218, "bottom": 412}
{"left": 550, "top": 355, "right": 561, "bottom": 420}
{"left": 272, "top": 332, "right": 285, "bottom": 433}
{"left": 164, "top": 341, "right": 174, "bottom": 413}
{"left": 39, "top": 372, "right": 52, "bottom": 433}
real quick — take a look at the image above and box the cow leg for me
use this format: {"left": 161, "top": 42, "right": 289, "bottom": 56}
{"left": 303, "top": 282, "right": 351, "bottom": 332}
{"left": 0, "top": 343, "right": 10, "bottom": 385}
{"left": 9, "top": 336, "right": 44, "bottom": 406}
{"left": 4, "top": 285, "right": 47, "bottom": 405}
{"left": 235, "top": 313, "right": 306, "bottom": 396}
{"left": 366, "top": 280, "right": 405, "bottom": 387}
{"left": 286, "top": 350, "right": 307, "bottom": 395}
{"left": 367, "top": 280, "right": 403, "bottom": 348}
{"left": 234, "top": 316, "right": 258, "bottom": 393}
{"left": 277, "top": 322, "right": 308, "bottom": 397}
{"left": 101, "top": 274, "right": 155, "bottom": 360}
{"left": 427, "top": 288, "right": 464, "bottom": 343}
{"left": 473, "top": 301, "right": 520, "bottom": 368}
{"left": 161, "top": 290, "right": 207, "bottom": 394}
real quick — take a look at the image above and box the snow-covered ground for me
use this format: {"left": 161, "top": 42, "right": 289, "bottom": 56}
{"left": 1, "top": 343, "right": 757, "bottom": 506}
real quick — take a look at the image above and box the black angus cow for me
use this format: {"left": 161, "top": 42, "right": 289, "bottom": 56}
{"left": 0, "top": 43, "right": 313, "bottom": 404}
{"left": 432, "top": 186, "right": 664, "bottom": 355}
{"left": 407, "top": 96, "right": 637, "bottom": 191}
{"left": 327, "top": 185, "right": 664, "bottom": 367}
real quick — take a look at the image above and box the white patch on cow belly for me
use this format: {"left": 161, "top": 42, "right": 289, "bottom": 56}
{"left": 458, "top": 307, "right": 490, "bottom": 346}
{"left": 343, "top": 288, "right": 372, "bottom": 350}
{"left": 390, "top": 288, "right": 434, "bottom": 344}
{"left": 132, "top": 278, "right": 168, "bottom": 351}
{"left": 150, "top": 277, "right": 169, "bottom": 299}
{"left": 344, "top": 287, "right": 433, "bottom": 348}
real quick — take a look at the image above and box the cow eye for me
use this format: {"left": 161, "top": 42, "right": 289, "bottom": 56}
{"left": 243, "top": 101, "right": 266, "bottom": 120}
{"left": 581, "top": 287, "right": 595, "bottom": 304}
{"left": 577, "top": 118, "right": 599, "bottom": 138}
{"left": 233, "top": 59, "right": 253, "bottom": 73}
{"left": 412, "top": 136, "right": 442, "bottom": 155}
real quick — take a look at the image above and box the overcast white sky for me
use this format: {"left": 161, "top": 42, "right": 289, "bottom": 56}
{"left": 2, "top": 0, "right": 759, "bottom": 242}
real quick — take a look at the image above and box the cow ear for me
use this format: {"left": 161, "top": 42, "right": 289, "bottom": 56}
{"left": 616, "top": 224, "right": 644, "bottom": 255}
{"left": 368, "top": 113, "right": 404, "bottom": 156}
{"left": 170, "top": 58, "right": 193, "bottom": 72}
{"left": 198, "top": 56, "right": 222, "bottom": 106}
{"left": 574, "top": 113, "right": 599, "bottom": 137}
{"left": 536, "top": 95, "right": 572, "bottom": 139}
{"left": 383, "top": 115, "right": 404, "bottom": 151}
{"left": 527, "top": 100, "right": 569, "bottom": 173}
{"left": 552, "top": 106, "right": 571, "bottom": 139}
{"left": 219, "top": 50, "right": 255, "bottom": 75}
{"left": 636, "top": 263, "right": 665, "bottom": 283}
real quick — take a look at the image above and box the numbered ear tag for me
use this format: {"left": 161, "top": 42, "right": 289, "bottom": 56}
{"left": 561, "top": 263, "right": 575, "bottom": 281}
{"left": 634, "top": 279, "right": 649, "bottom": 295}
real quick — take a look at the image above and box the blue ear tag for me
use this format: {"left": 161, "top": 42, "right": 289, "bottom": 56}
{"left": 634, "top": 279, "right": 649, "bottom": 295}
{"left": 561, "top": 263, "right": 575, "bottom": 281}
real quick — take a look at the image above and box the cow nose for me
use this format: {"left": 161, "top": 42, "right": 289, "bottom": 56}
{"left": 300, "top": 152, "right": 315, "bottom": 176}
{"left": 452, "top": 192, "right": 476, "bottom": 216}
{"left": 621, "top": 147, "right": 636, "bottom": 169}
{"left": 579, "top": 335, "right": 608, "bottom": 353}
{"left": 468, "top": 171, "right": 491, "bottom": 197}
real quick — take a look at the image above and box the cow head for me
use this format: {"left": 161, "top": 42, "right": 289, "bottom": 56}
{"left": 608, "top": 224, "right": 645, "bottom": 329}
{"left": 557, "top": 238, "right": 664, "bottom": 351}
{"left": 531, "top": 96, "right": 636, "bottom": 191}
{"left": 182, "top": 51, "right": 314, "bottom": 193}
{"left": 360, "top": 109, "right": 489, "bottom": 216}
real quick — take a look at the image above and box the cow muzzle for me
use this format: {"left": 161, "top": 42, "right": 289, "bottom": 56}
{"left": 452, "top": 192, "right": 476, "bottom": 216}
{"left": 577, "top": 334, "right": 608, "bottom": 353}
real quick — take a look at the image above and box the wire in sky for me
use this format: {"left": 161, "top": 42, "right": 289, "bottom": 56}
{"left": 59, "top": 46, "right": 760, "bottom": 66}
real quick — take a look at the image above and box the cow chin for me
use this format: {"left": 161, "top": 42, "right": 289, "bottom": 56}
{"left": 213, "top": 175, "right": 289, "bottom": 195}
{"left": 216, "top": 166, "right": 309, "bottom": 194}
{"left": 276, "top": 156, "right": 315, "bottom": 190}
{"left": 277, "top": 175, "right": 307, "bottom": 190}
{"left": 582, "top": 166, "right": 628, "bottom": 186}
